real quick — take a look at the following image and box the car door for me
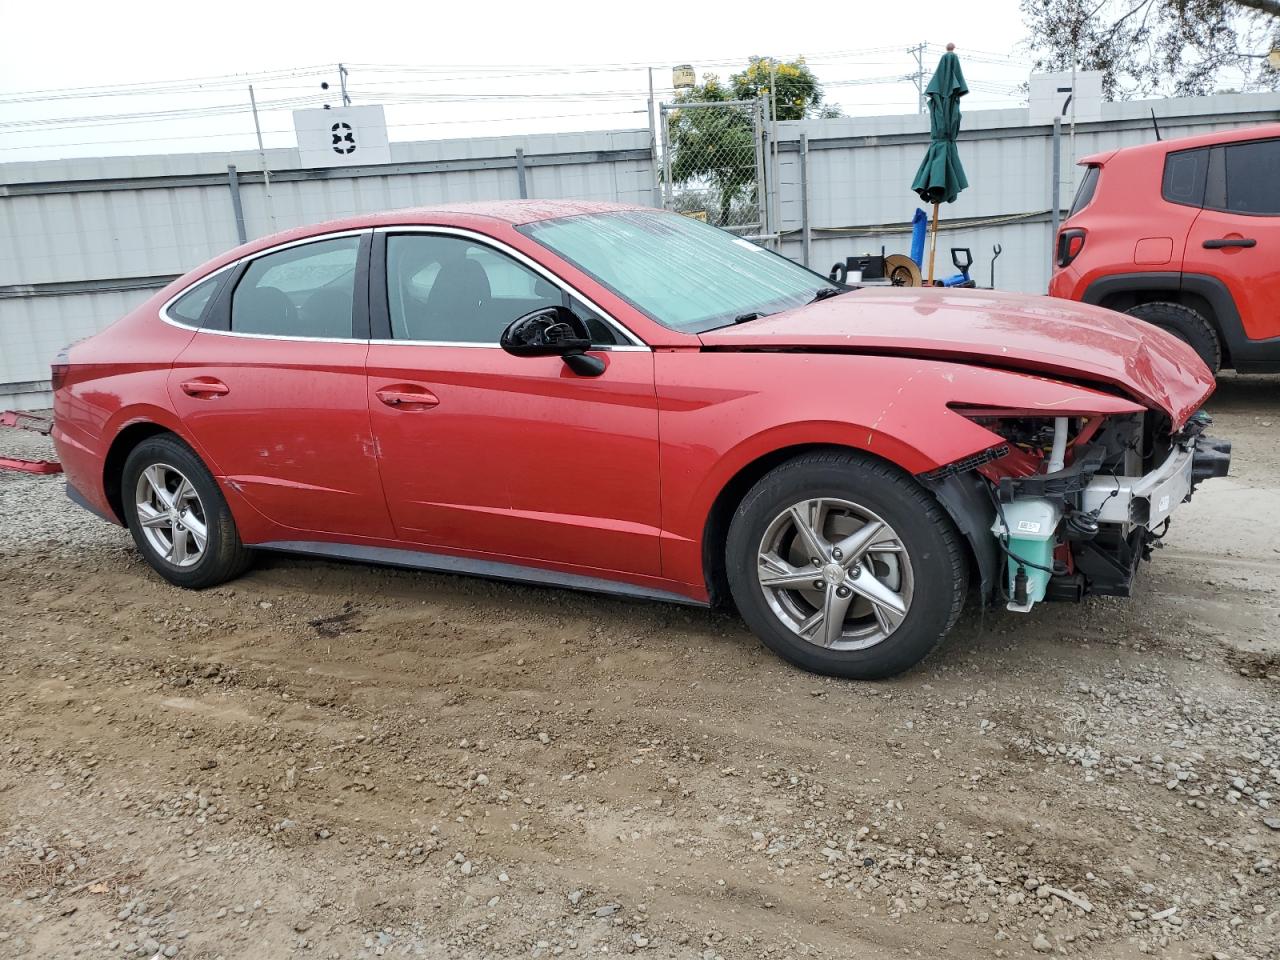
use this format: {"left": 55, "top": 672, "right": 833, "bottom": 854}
{"left": 168, "top": 230, "right": 395, "bottom": 540}
{"left": 1183, "top": 138, "right": 1280, "bottom": 343}
{"left": 364, "top": 227, "right": 662, "bottom": 577}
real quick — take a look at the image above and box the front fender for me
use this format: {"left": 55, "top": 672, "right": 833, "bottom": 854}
{"left": 655, "top": 350, "right": 1144, "bottom": 586}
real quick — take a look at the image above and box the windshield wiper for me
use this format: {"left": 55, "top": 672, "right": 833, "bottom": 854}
{"left": 808, "top": 287, "right": 843, "bottom": 304}
{"left": 733, "top": 311, "right": 769, "bottom": 324}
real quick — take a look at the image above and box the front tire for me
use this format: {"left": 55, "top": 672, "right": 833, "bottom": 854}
{"left": 725, "top": 451, "right": 967, "bottom": 680}
{"left": 121, "top": 434, "right": 252, "bottom": 588}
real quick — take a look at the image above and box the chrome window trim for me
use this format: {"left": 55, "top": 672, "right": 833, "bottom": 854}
{"left": 366, "top": 339, "right": 647, "bottom": 353}
{"left": 374, "top": 224, "right": 648, "bottom": 350}
{"left": 158, "top": 230, "right": 370, "bottom": 340}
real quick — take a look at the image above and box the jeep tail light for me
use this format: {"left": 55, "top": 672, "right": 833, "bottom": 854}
{"left": 1056, "top": 228, "right": 1086, "bottom": 268}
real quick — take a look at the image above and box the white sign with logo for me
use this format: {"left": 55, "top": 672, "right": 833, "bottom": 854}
{"left": 293, "top": 105, "right": 391, "bottom": 167}
{"left": 1029, "top": 71, "right": 1103, "bottom": 125}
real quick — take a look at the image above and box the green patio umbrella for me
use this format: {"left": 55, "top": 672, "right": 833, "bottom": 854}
{"left": 910, "top": 44, "right": 969, "bottom": 284}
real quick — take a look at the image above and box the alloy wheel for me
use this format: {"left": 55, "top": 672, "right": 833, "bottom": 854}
{"left": 134, "top": 463, "right": 208, "bottom": 568}
{"left": 756, "top": 497, "right": 914, "bottom": 651}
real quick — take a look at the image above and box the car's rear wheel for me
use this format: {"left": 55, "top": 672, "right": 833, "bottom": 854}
{"left": 121, "top": 435, "right": 252, "bottom": 588}
{"left": 1124, "top": 301, "right": 1221, "bottom": 374}
{"left": 725, "top": 451, "right": 967, "bottom": 680}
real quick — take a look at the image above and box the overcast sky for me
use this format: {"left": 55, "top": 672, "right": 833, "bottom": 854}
{"left": 1, "top": 0, "right": 1033, "bottom": 163}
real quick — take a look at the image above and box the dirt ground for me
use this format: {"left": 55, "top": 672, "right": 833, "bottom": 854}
{"left": 0, "top": 377, "right": 1277, "bottom": 960}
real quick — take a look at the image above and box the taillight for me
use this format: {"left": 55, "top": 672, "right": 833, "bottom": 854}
{"left": 1056, "top": 228, "right": 1086, "bottom": 268}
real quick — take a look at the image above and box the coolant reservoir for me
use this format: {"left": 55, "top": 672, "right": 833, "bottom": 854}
{"left": 992, "top": 498, "right": 1062, "bottom": 613}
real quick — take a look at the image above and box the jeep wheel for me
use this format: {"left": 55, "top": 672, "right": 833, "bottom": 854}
{"left": 1124, "top": 301, "right": 1221, "bottom": 374}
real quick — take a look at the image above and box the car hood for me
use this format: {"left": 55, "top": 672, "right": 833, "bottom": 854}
{"left": 698, "top": 287, "right": 1214, "bottom": 425}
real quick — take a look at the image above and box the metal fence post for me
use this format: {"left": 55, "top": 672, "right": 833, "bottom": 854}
{"left": 660, "top": 103, "right": 673, "bottom": 209}
{"left": 799, "top": 132, "right": 811, "bottom": 267}
{"left": 753, "top": 101, "right": 768, "bottom": 239}
{"left": 514, "top": 148, "right": 529, "bottom": 199}
{"left": 226, "top": 164, "right": 248, "bottom": 244}
{"left": 1050, "top": 116, "right": 1062, "bottom": 268}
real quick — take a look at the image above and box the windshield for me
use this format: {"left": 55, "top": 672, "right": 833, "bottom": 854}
{"left": 520, "top": 210, "right": 838, "bottom": 334}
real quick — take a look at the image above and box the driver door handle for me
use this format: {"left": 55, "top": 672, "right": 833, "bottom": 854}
{"left": 1202, "top": 237, "right": 1256, "bottom": 249}
{"left": 376, "top": 385, "right": 439, "bottom": 410}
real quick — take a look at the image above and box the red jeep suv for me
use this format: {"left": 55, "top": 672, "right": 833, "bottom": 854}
{"left": 1049, "top": 123, "right": 1280, "bottom": 374}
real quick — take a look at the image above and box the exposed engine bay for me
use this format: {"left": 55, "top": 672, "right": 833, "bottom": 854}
{"left": 925, "top": 409, "right": 1232, "bottom": 612}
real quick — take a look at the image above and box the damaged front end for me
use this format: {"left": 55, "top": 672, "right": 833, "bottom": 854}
{"left": 925, "top": 407, "right": 1231, "bottom": 613}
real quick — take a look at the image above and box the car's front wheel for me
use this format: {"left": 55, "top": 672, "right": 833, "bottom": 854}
{"left": 121, "top": 434, "right": 252, "bottom": 588}
{"left": 726, "top": 451, "right": 967, "bottom": 680}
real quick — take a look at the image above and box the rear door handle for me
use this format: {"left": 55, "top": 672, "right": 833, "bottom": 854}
{"left": 1202, "top": 237, "right": 1256, "bottom": 249}
{"left": 376, "top": 386, "right": 439, "bottom": 409}
{"left": 180, "top": 378, "right": 230, "bottom": 398}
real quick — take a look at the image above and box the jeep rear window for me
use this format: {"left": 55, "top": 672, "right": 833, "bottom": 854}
{"left": 1068, "top": 164, "right": 1100, "bottom": 218}
{"left": 1162, "top": 147, "right": 1208, "bottom": 207}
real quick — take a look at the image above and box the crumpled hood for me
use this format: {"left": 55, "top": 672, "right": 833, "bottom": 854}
{"left": 698, "top": 287, "right": 1214, "bottom": 426}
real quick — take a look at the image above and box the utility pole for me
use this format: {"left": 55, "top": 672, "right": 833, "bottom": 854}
{"left": 768, "top": 59, "right": 780, "bottom": 249}
{"left": 248, "top": 84, "right": 278, "bottom": 233}
{"left": 338, "top": 63, "right": 350, "bottom": 107}
{"left": 647, "top": 67, "right": 661, "bottom": 208}
{"left": 909, "top": 42, "right": 928, "bottom": 113}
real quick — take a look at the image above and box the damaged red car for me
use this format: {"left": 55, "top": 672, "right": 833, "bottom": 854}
{"left": 52, "top": 201, "right": 1231, "bottom": 679}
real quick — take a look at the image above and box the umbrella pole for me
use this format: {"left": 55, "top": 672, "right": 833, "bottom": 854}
{"left": 926, "top": 202, "right": 940, "bottom": 285}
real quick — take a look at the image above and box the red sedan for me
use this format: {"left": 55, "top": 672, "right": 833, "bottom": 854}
{"left": 52, "top": 201, "right": 1229, "bottom": 679}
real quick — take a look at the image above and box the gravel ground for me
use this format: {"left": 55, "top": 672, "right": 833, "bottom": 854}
{"left": 0, "top": 378, "right": 1277, "bottom": 960}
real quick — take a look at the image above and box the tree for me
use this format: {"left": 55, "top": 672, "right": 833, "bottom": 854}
{"left": 728, "top": 56, "right": 839, "bottom": 120}
{"left": 665, "top": 57, "right": 839, "bottom": 226}
{"left": 1022, "top": 0, "right": 1280, "bottom": 99}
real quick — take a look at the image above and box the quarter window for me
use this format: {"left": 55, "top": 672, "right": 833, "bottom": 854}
{"left": 168, "top": 274, "right": 221, "bottom": 325}
{"left": 385, "top": 234, "right": 617, "bottom": 344}
{"left": 231, "top": 236, "right": 360, "bottom": 338}
{"left": 1220, "top": 139, "right": 1280, "bottom": 215}
{"left": 1161, "top": 148, "right": 1207, "bottom": 208}
{"left": 1068, "top": 164, "right": 1101, "bottom": 217}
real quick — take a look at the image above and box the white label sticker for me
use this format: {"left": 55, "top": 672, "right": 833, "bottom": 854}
{"left": 1016, "top": 520, "right": 1041, "bottom": 533}
{"left": 1158, "top": 495, "right": 1170, "bottom": 513}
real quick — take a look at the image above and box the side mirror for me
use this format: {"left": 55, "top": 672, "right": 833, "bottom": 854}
{"left": 500, "top": 306, "right": 605, "bottom": 376}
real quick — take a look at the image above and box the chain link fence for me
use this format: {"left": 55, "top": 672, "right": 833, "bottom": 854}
{"left": 659, "top": 99, "right": 768, "bottom": 238}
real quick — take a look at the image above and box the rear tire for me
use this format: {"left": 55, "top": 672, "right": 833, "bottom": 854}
{"left": 1124, "top": 301, "right": 1221, "bottom": 374}
{"left": 121, "top": 434, "right": 252, "bottom": 589}
{"left": 725, "top": 450, "right": 967, "bottom": 680}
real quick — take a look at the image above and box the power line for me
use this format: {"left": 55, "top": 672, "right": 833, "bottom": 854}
{"left": 0, "top": 66, "right": 333, "bottom": 103}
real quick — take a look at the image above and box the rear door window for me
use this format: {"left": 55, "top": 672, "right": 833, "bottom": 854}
{"left": 231, "top": 236, "right": 360, "bottom": 338}
{"left": 1161, "top": 148, "right": 1208, "bottom": 208}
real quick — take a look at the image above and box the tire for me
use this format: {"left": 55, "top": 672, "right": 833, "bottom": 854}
{"left": 1124, "top": 301, "right": 1221, "bottom": 374}
{"left": 725, "top": 450, "right": 967, "bottom": 680}
{"left": 121, "top": 434, "right": 252, "bottom": 589}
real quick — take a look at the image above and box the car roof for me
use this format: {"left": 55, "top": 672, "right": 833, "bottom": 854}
{"left": 1079, "top": 121, "right": 1280, "bottom": 165}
